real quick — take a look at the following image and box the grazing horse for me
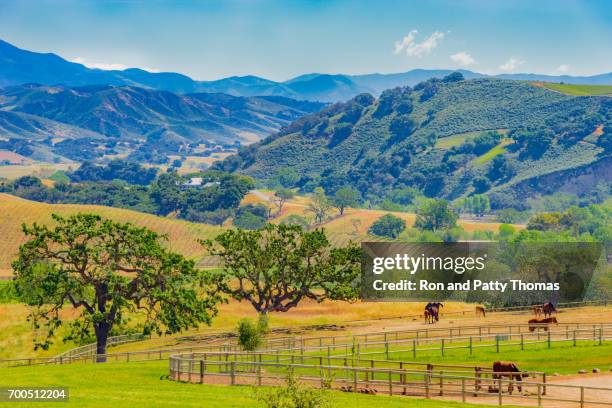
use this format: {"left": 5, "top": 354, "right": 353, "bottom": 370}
{"left": 532, "top": 306, "right": 543, "bottom": 318}
{"left": 543, "top": 302, "right": 556, "bottom": 318}
{"left": 492, "top": 361, "right": 526, "bottom": 394}
{"left": 428, "top": 302, "right": 443, "bottom": 322}
{"left": 528, "top": 317, "right": 558, "bottom": 332}
{"left": 475, "top": 306, "right": 486, "bottom": 317}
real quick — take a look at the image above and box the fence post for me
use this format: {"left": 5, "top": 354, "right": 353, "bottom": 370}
{"left": 599, "top": 327, "right": 603, "bottom": 346}
{"left": 461, "top": 377, "right": 466, "bottom": 402}
{"left": 537, "top": 383, "right": 542, "bottom": 406}
{"left": 413, "top": 339, "right": 416, "bottom": 359}
{"left": 388, "top": 371, "right": 392, "bottom": 396}
{"left": 385, "top": 340, "right": 389, "bottom": 359}
{"left": 580, "top": 386, "right": 584, "bottom": 408}
{"left": 496, "top": 335, "right": 499, "bottom": 353}
{"left": 424, "top": 373, "right": 430, "bottom": 399}
{"left": 469, "top": 336, "right": 473, "bottom": 355}
{"left": 542, "top": 372, "right": 546, "bottom": 396}
{"left": 474, "top": 367, "right": 481, "bottom": 396}
{"left": 439, "top": 370, "right": 443, "bottom": 396}
{"left": 353, "top": 367, "right": 357, "bottom": 392}
{"left": 441, "top": 338, "right": 445, "bottom": 356}
{"left": 231, "top": 361, "right": 236, "bottom": 385}
{"left": 498, "top": 379, "right": 502, "bottom": 406}
{"left": 520, "top": 333, "right": 524, "bottom": 350}
{"left": 200, "top": 360, "right": 205, "bottom": 384}
{"left": 257, "top": 354, "right": 262, "bottom": 386}
{"left": 574, "top": 330, "right": 577, "bottom": 347}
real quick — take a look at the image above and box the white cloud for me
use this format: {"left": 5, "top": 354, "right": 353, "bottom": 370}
{"left": 69, "top": 57, "right": 160, "bottom": 73}
{"left": 394, "top": 30, "right": 418, "bottom": 54}
{"left": 499, "top": 57, "right": 525, "bottom": 72}
{"left": 394, "top": 30, "right": 445, "bottom": 58}
{"left": 556, "top": 64, "right": 571, "bottom": 73}
{"left": 450, "top": 51, "right": 475, "bottom": 66}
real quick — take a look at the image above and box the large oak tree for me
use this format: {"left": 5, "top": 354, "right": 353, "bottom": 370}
{"left": 13, "top": 213, "right": 220, "bottom": 362}
{"left": 201, "top": 224, "right": 361, "bottom": 314}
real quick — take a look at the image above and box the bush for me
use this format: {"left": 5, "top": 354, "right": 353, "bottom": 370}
{"left": 280, "top": 214, "right": 309, "bottom": 229}
{"left": 255, "top": 369, "right": 331, "bottom": 408}
{"left": 237, "top": 319, "right": 262, "bottom": 351}
{"left": 368, "top": 214, "right": 406, "bottom": 238}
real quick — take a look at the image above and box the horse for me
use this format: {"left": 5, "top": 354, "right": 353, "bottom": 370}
{"left": 424, "top": 309, "right": 433, "bottom": 324}
{"left": 532, "top": 306, "right": 543, "bottom": 318}
{"left": 426, "top": 302, "right": 443, "bottom": 322}
{"left": 528, "top": 317, "right": 558, "bottom": 332}
{"left": 492, "top": 361, "right": 527, "bottom": 394}
{"left": 475, "top": 306, "right": 486, "bottom": 317}
{"left": 543, "top": 302, "right": 556, "bottom": 318}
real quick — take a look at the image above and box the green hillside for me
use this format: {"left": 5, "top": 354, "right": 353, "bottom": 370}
{"left": 217, "top": 75, "right": 611, "bottom": 209}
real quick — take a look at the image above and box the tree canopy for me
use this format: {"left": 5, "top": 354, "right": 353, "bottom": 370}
{"left": 201, "top": 223, "right": 361, "bottom": 314}
{"left": 12, "top": 214, "right": 220, "bottom": 361}
{"left": 414, "top": 199, "right": 458, "bottom": 231}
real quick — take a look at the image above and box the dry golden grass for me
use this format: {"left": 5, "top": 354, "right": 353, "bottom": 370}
{"left": 0, "top": 194, "right": 223, "bottom": 273}
{"left": 0, "top": 163, "right": 74, "bottom": 180}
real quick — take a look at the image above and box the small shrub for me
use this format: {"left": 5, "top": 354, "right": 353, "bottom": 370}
{"left": 237, "top": 319, "right": 262, "bottom": 351}
{"left": 255, "top": 369, "right": 331, "bottom": 408}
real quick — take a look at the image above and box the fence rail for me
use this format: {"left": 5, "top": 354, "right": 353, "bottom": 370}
{"left": 54, "top": 333, "right": 152, "bottom": 359}
{"left": 169, "top": 351, "right": 612, "bottom": 407}
{"left": 2, "top": 323, "right": 610, "bottom": 369}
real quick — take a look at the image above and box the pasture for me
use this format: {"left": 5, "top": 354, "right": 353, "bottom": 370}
{"left": 533, "top": 82, "right": 612, "bottom": 96}
{"left": 1, "top": 360, "right": 514, "bottom": 408}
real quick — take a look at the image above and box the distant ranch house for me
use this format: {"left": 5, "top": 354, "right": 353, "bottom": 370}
{"left": 180, "top": 177, "right": 222, "bottom": 189}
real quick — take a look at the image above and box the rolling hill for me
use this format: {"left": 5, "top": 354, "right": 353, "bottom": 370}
{"left": 215, "top": 75, "right": 612, "bottom": 209}
{"left": 0, "top": 84, "right": 324, "bottom": 161}
{"left": 0, "top": 191, "right": 513, "bottom": 276}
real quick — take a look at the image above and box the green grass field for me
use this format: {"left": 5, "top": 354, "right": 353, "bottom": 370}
{"left": 474, "top": 139, "right": 514, "bottom": 165}
{"left": 535, "top": 82, "right": 612, "bottom": 96}
{"left": 1, "top": 360, "right": 515, "bottom": 408}
{"left": 434, "top": 130, "right": 507, "bottom": 150}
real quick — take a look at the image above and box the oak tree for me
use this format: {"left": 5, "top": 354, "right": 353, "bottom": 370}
{"left": 13, "top": 214, "right": 220, "bottom": 362}
{"left": 201, "top": 223, "right": 361, "bottom": 314}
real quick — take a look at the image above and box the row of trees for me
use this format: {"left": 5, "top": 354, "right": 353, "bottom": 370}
{"left": 13, "top": 215, "right": 361, "bottom": 360}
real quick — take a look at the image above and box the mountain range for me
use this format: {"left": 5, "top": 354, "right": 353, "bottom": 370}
{"left": 2, "top": 39, "right": 612, "bottom": 103}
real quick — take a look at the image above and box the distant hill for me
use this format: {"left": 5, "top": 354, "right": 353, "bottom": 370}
{"left": 2, "top": 39, "right": 611, "bottom": 102}
{"left": 215, "top": 75, "right": 611, "bottom": 208}
{"left": 0, "top": 84, "right": 324, "bottom": 162}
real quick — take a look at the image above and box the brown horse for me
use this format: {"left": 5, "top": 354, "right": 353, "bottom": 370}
{"left": 428, "top": 302, "right": 443, "bottom": 322}
{"left": 543, "top": 302, "right": 556, "bottom": 318}
{"left": 532, "top": 306, "right": 543, "bottom": 318}
{"left": 492, "top": 361, "right": 527, "bottom": 394}
{"left": 528, "top": 317, "right": 558, "bottom": 332}
{"left": 475, "top": 306, "right": 486, "bottom": 317}
{"left": 424, "top": 309, "right": 433, "bottom": 324}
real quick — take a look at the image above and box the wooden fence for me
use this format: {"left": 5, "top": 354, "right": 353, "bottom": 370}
{"left": 2, "top": 323, "right": 610, "bottom": 369}
{"left": 169, "top": 351, "right": 612, "bottom": 407}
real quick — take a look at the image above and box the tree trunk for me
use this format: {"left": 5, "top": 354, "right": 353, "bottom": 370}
{"left": 95, "top": 323, "right": 111, "bottom": 363}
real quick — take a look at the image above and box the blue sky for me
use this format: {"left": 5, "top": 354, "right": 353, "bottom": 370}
{"left": 1, "top": 0, "right": 611, "bottom": 81}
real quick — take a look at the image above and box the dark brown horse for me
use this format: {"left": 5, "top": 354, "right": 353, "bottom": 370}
{"left": 543, "top": 302, "right": 556, "bottom": 318}
{"left": 528, "top": 317, "right": 558, "bottom": 332}
{"left": 426, "top": 302, "right": 443, "bottom": 322}
{"left": 475, "top": 306, "right": 486, "bottom": 317}
{"left": 492, "top": 361, "right": 527, "bottom": 394}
